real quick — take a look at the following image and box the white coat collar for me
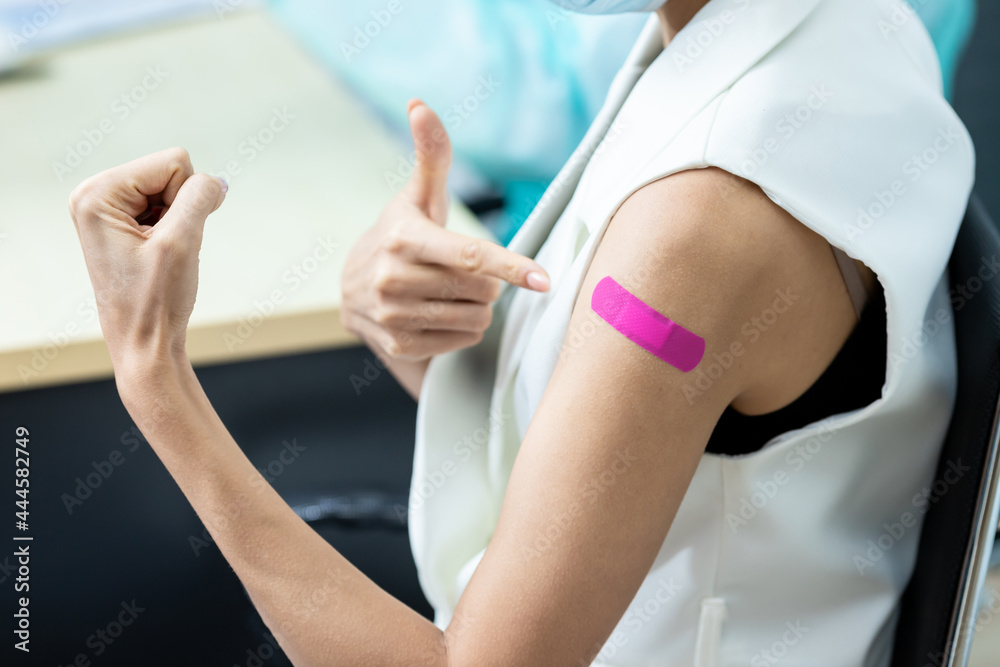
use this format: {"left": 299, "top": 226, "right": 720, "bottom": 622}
{"left": 507, "top": 0, "right": 824, "bottom": 257}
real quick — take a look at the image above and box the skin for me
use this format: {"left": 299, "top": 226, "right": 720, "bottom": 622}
{"left": 339, "top": 99, "right": 551, "bottom": 399}
{"left": 68, "top": 4, "right": 875, "bottom": 665}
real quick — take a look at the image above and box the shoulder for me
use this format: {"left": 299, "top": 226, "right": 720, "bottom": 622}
{"left": 582, "top": 167, "right": 861, "bottom": 414}
{"left": 700, "top": 9, "right": 973, "bottom": 278}
{"left": 705, "top": 0, "right": 971, "bottom": 179}
{"left": 604, "top": 168, "right": 828, "bottom": 300}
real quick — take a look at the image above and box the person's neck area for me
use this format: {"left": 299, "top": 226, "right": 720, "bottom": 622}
{"left": 656, "top": 0, "right": 713, "bottom": 47}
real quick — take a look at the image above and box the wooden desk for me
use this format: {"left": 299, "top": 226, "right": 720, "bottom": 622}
{"left": 0, "top": 9, "right": 488, "bottom": 393}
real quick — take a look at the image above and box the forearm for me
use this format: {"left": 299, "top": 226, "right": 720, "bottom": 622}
{"left": 116, "top": 352, "right": 446, "bottom": 667}
{"left": 384, "top": 356, "right": 430, "bottom": 401}
{"left": 363, "top": 336, "right": 430, "bottom": 401}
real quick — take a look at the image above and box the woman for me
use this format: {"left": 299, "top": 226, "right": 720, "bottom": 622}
{"left": 69, "top": 0, "right": 973, "bottom": 665}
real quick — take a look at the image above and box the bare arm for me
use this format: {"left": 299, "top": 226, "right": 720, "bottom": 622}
{"left": 71, "top": 148, "right": 859, "bottom": 665}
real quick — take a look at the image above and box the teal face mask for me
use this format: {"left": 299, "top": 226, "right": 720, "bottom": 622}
{"left": 549, "top": 0, "right": 665, "bottom": 13}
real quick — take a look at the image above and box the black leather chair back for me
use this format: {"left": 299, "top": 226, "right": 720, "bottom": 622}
{"left": 892, "top": 195, "right": 1000, "bottom": 666}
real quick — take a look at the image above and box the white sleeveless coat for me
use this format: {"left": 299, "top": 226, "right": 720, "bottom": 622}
{"left": 407, "top": 0, "right": 976, "bottom": 664}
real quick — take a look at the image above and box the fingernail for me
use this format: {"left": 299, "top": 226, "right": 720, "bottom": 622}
{"left": 407, "top": 98, "right": 423, "bottom": 115}
{"left": 217, "top": 177, "right": 228, "bottom": 194}
{"left": 526, "top": 271, "right": 550, "bottom": 292}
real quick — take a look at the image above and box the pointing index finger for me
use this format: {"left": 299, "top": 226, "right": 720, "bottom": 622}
{"left": 410, "top": 223, "right": 550, "bottom": 292}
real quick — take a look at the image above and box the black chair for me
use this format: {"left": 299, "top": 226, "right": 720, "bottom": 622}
{"left": 892, "top": 195, "right": 1000, "bottom": 666}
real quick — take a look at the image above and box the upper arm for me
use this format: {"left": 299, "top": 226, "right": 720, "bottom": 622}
{"left": 441, "top": 168, "right": 861, "bottom": 666}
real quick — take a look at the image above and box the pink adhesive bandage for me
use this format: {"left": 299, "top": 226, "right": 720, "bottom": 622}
{"left": 591, "top": 276, "right": 705, "bottom": 372}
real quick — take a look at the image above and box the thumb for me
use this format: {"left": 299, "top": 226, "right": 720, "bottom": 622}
{"left": 402, "top": 99, "right": 452, "bottom": 225}
{"left": 156, "top": 173, "right": 226, "bottom": 243}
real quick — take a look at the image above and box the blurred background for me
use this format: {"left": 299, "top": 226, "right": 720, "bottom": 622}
{"left": 0, "top": 0, "right": 996, "bottom": 664}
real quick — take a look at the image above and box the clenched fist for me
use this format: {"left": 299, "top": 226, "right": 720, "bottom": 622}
{"left": 68, "top": 147, "right": 226, "bottom": 372}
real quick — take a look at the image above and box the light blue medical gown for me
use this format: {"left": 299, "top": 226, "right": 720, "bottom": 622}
{"left": 267, "top": 0, "right": 975, "bottom": 242}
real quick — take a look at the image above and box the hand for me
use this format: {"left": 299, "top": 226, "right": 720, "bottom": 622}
{"left": 68, "top": 148, "right": 226, "bottom": 370}
{"left": 341, "top": 100, "right": 550, "bottom": 361}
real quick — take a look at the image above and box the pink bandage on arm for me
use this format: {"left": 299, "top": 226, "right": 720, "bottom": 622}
{"left": 591, "top": 276, "right": 705, "bottom": 372}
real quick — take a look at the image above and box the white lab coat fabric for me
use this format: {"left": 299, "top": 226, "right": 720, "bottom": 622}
{"left": 407, "top": 0, "right": 975, "bottom": 664}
